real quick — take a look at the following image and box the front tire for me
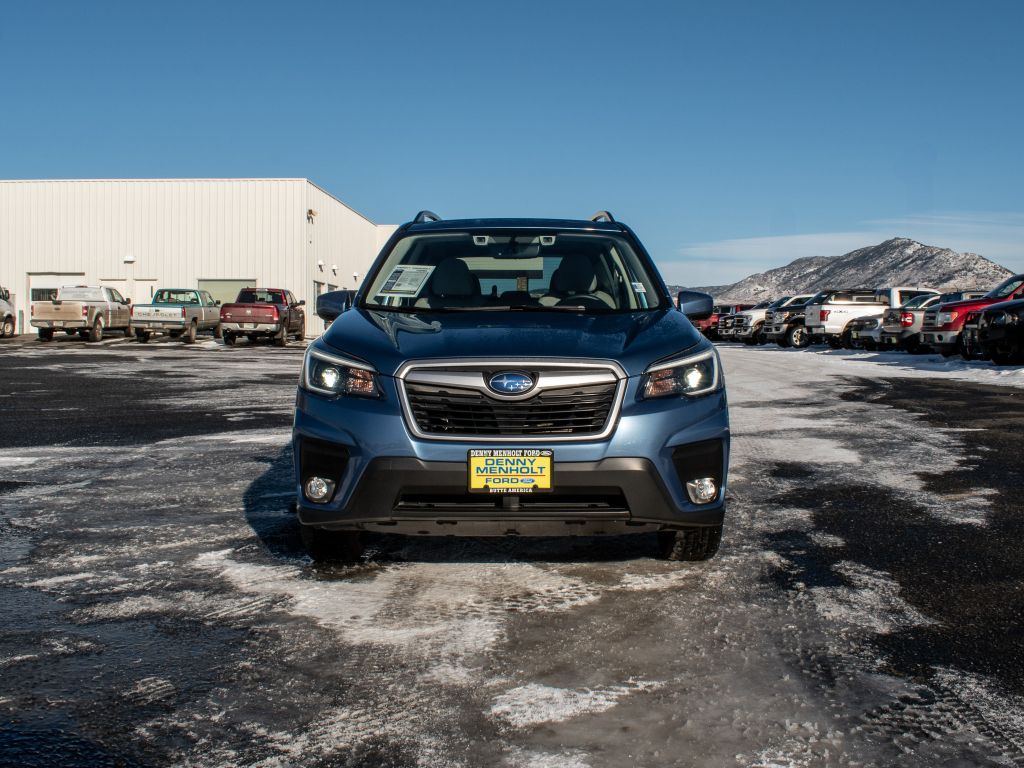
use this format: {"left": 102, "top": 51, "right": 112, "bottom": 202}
{"left": 213, "top": 323, "right": 223, "bottom": 339}
{"left": 300, "top": 525, "right": 364, "bottom": 564}
{"left": 786, "top": 324, "right": 809, "bottom": 348}
{"left": 657, "top": 525, "right": 722, "bottom": 561}
{"left": 124, "top": 323, "right": 134, "bottom": 338}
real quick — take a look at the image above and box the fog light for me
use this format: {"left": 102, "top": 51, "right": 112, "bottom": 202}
{"left": 686, "top": 477, "right": 717, "bottom": 504}
{"left": 304, "top": 476, "right": 335, "bottom": 502}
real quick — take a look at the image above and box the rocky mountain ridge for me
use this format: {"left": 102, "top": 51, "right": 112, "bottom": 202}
{"left": 675, "top": 237, "right": 1013, "bottom": 302}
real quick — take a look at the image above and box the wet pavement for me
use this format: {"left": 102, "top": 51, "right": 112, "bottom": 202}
{"left": 1, "top": 336, "right": 1023, "bottom": 767}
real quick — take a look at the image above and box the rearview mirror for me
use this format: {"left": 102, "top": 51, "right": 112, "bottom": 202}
{"left": 316, "top": 290, "right": 355, "bottom": 322}
{"left": 677, "top": 290, "right": 713, "bottom": 320}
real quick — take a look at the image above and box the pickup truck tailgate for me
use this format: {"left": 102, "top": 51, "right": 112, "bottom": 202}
{"left": 133, "top": 305, "right": 184, "bottom": 323}
{"left": 33, "top": 301, "right": 85, "bottom": 322}
{"left": 221, "top": 303, "right": 278, "bottom": 324}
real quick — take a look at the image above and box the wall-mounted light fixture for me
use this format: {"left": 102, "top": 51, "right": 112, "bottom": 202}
{"left": 316, "top": 259, "right": 324, "bottom": 271}
{"left": 124, "top": 253, "right": 136, "bottom": 264}
{"left": 331, "top": 264, "right": 338, "bottom": 275}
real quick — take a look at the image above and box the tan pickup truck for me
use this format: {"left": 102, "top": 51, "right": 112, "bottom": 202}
{"left": 31, "top": 286, "right": 134, "bottom": 342}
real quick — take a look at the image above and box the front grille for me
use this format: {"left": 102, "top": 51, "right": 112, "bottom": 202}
{"left": 406, "top": 381, "right": 616, "bottom": 437}
{"left": 734, "top": 316, "right": 750, "bottom": 329}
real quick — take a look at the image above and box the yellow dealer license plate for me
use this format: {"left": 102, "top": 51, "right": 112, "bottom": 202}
{"left": 468, "top": 449, "right": 553, "bottom": 494}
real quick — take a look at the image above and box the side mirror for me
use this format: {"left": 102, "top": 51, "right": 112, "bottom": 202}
{"left": 123, "top": 298, "right": 132, "bottom": 305}
{"left": 677, "top": 290, "right": 714, "bottom": 321}
{"left": 297, "top": 299, "right": 306, "bottom": 306}
{"left": 316, "top": 290, "right": 353, "bottom": 322}
{"left": 215, "top": 299, "right": 221, "bottom": 306}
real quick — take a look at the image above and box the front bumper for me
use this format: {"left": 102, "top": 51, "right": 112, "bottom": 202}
{"left": 921, "top": 330, "right": 959, "bottom": 349}
{"left": 293, "top": 374, "right": 730, "bottom": 534}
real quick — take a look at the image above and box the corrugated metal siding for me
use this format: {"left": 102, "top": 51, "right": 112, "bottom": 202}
{"left": 0, "top": 179, "right": 391, "bottom": 336}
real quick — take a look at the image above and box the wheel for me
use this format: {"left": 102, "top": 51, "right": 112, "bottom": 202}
{"left": 273, "top": 328, "right": 287, "bottom": 347}
{"left": 213, "top": 323, "right": 223, "bottom": 339}
{"left": 183, "top": 320, "right": 197, "bottom": 344}
{"left": 0, "top": 316, "right": 13, "bottom": 338}
{"left": 300, "top": 525, "right": 364, "bottom": 564}
{"left": 902, "top": 337, "right": 920, "bottom": 354}
{"left": 293, "top": 320, "right": 305, "bottom": 342}
{"left": 657, "top": 525, "right": 723, "bottom": 561}
{"left": 124, "top": 323, "right": 134, "bottom": 338}
{"left": 135, "top": 329, "right": 151, "bottom": 343}
{"left": 786, "top": 324, "right": 809, "bottom": 348}
{"left": 88, "top": 318, "right": 103, "bottom": 343}
{"left": 957, "top": 334, "right": 976, "bottom": 360}
{"left": 862, "top": 339, "right": 877, "bottom": 351}
{"left": 224, "top": 331, "right": 236, "bottom": 346}
{"left": 38, "top": 328, "right": 54, "bottom": 342}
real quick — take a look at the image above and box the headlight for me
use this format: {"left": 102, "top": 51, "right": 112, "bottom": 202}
{"left": 939, "top": 311, "right": 958, "bottom": 325}
{"left": 642, "top": 349, "right": 721, "bottom": 399}
{"left": 301, "top": 346, "right": 379, "bottom": 398}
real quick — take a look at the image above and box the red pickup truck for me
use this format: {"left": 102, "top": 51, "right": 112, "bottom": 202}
{"left": 694, "top": 304, "right": 753, "bottom": 339}
{"left": 219, "top": 288, "right": 306, "bottom": 347}
{"left": 920, "top": 274, "right": 1024, "bottom": 357}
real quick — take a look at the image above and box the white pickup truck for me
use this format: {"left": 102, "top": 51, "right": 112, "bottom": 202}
{"left": 803, "top": 287, "right": 939, "bottom": 348}
{"left": 733, "top": 295, "right": 813, "bottom": 345}
{"left": 30, "top": 286, "right": 134, "bottom": 342}
{"left": 130, "top": 288, "right": 222, "bottom": 343}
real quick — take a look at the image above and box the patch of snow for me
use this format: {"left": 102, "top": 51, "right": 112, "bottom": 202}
{"left": 488, "top": 680, "right": 663, "bottom": 728}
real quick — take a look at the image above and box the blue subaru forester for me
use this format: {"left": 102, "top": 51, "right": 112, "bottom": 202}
{"left": 293, "top": 212, "right": 729, "bottom": 562}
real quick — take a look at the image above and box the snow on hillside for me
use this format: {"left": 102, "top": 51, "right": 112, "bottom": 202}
{"left": 675, "top": 237, "right": 1013, "bottom": 302}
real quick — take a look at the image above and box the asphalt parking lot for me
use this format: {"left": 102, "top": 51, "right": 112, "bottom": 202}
{"left": 1, "top": 336, "right": 1023, "bottom": 767}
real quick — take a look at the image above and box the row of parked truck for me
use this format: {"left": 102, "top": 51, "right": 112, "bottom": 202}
{"left": 698, "top": 273, "right": 1024, "bottom": 364}
{"left": 25, "top": 286, "right": 307, "bottom": 346}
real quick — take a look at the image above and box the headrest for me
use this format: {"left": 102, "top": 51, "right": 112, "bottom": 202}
{"left": 430, "top": 259, "right": 477, "bottom": 298}
{"left": 554, "top": 254, "right": 598, "bottom": 294}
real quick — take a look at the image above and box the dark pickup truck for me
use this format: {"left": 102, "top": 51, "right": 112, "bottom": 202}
{"left": 219, "top": 288, "right": 306, "bottom": 346}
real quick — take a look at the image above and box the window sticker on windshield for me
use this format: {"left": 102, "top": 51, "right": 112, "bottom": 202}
{"left": 632, "top": 282, "right": 647, "bottom": 293}
{"left": 379, "top": 265, "right": 435, "bottom": 296}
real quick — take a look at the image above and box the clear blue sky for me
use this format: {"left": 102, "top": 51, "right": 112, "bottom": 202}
{"left": 2, "top": 0, "right": 1023, "bottom": 285}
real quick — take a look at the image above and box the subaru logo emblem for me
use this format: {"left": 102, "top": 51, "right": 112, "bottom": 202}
{"left": 488, "top": 372, "right": 535, "bottom": 395}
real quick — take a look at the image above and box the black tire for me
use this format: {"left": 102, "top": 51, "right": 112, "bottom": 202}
{"left": 183, "top": 320, "right": 197, "bottom": 344}
{"left": 786, "top": 324, "right": 809, "bottom": 348}
{"left": 273, "top": 328, "right": 287, "bottom": 347}
{"left": 224, "top": 331, "right": 236, "bottom": 346}
{"left": 88, "top": 318, "right": 103, "bottom": 343}
{"left": 124, "top": 324, "right": 134, "bottom": 338}
{"left": 135, "top": 329, "right": 151, "bottom": 343}
{"left": 0, "top": 316, "right": 13, "bottom": 338}
{"left": 168, "top": 330, "right": 182, "bottom": 339}
{"left": 300, "top": 525, "right": 364, "bottom": 564}
{"left": 38, "top": 328, "right": 54, "bottom": 342}
{"left": 213, "top": 323, "right": 223, "bottom": 339}
{"left": 293, "top": 320, "right": 305, "bottom": 342}
{"left": 957, "top": 334, "right": 975, "bottom": 360}
{"left": 657, "top": 525, "right": 723, "bottom": 561}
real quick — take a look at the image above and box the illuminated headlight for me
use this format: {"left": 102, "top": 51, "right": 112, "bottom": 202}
{"left": 939, "top": 311, "right": 958, "bottom": 325}
{"left": 642, "top": 349, "right": 721, "bottom": 399}
{"left": 302, "top": 346, "right": 379, "bottom": 398}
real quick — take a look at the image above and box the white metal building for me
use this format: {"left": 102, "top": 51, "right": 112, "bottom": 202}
{"left": 0, "top": 179, "right": 396, "bottom": 336}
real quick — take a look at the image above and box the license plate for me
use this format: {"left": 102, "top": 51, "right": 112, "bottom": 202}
{"left": 468, "top": 449, "right": 553, "bottom": 494}
{"left": 53, "top": 321, "right": 64, "bottom": 327}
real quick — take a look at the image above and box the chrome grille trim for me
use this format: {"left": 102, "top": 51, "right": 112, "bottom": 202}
{"left": 395, "top": 358, "right": 627, "bottom": 442}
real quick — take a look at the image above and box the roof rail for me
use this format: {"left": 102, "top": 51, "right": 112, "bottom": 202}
{"left": 590, "top": 211, "right": 615, "bottom": 223}
{"left": 413, "top": 210, "right": 442, "bottom": 223}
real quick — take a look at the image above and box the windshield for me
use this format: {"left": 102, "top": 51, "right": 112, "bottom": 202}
{"left": 986, "top": 276, "right": 1024, "bottom": 299}
{"left": 767, "top": 296, "right": 792, "bottom": 309}
{"left": 361, "top": 232, "right": 666, "bottom": 313}
{"left": 154, "top": 290, "right": 200, "bottom": 305}
{"left": 901, "top": 294, "right": 936, "bottom": 309}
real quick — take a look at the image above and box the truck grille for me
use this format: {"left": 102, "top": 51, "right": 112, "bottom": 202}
{"left": 399, "top": 363, "right": 624, "bottom": 441}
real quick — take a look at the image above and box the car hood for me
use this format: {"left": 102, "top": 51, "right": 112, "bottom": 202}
{"left": 936, "top": 296, "right": 1004, "bottom": 313}
{"left": 320, "top": 308, "right": 705, "bottom": 377}
{"left": 982, "top": 298, "right": 1024, "bottom": 314}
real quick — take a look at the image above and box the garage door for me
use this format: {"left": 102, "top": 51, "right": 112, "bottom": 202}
{"left": 29, "top": 273, "right": 85, "bottom": 302}
{"left": 198, "top": 279, "right": 256, "bottom": 306}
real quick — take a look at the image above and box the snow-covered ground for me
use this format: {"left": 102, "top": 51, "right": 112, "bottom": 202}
{"left": 1, "top": 341, "right": 1022, "bottom": 767}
